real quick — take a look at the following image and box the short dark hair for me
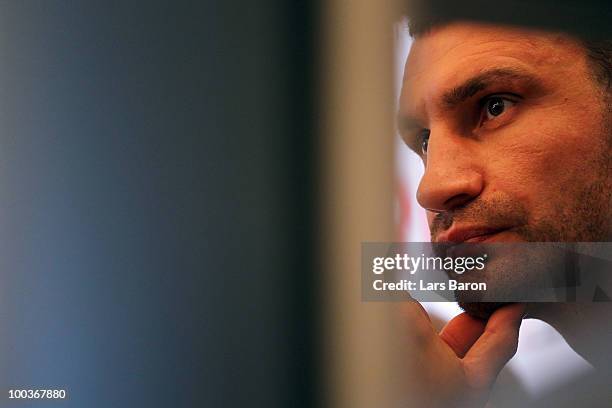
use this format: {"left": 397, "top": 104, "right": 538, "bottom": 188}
{"left": 583, "top": 41, "right": 612, "bottom": 93}
{"left": 405, "top": 17, "right": 612, "bottom": 95}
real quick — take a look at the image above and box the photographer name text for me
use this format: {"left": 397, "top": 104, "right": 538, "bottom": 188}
{"left": 372, "top": 279, "right": 486, "bottom": 291}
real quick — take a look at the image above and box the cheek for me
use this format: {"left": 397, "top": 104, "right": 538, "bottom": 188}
{"left": 481, "top": 108, "right": 603, "bottom": 216}
{"left": 525, "top": 108, "right": 604, "bottom": 185}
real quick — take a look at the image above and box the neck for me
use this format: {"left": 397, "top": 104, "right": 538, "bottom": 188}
{"left": 527, "top": 243, "right": 612, "bottom": 368}
{"left": 528, "top": 302, "right": 612, "bottom": 370}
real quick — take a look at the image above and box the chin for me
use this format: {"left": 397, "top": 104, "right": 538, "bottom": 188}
{"left": 458, "top": 302, "right": 509, "bottom": 320}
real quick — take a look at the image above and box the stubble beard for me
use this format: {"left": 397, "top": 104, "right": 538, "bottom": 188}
{"left": 437, "top": 133, "right": 611, "bottom": 320}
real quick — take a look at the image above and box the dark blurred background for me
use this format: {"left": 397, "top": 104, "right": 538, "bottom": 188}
{"left": 0, "top": 2, "right": 317, "bottom": 407}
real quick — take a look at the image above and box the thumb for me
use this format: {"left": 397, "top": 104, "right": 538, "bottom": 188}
{"left": 462, "top": 303, "right": 526, "bottom": 389}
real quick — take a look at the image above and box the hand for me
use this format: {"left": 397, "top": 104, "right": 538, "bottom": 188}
{"left": 398, "top": 302, "right": 525, "bottom": 408}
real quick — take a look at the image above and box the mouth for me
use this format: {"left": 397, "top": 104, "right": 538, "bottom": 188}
{"left": 434, "top": 225, "right": 512, "bottom": 244}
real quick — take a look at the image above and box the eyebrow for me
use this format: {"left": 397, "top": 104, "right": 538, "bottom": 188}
{"left": 398, "top": 67, "right": 539, "bottom": 153}
{"left": 441, "top": 67, "right": 537, "bottom": 108}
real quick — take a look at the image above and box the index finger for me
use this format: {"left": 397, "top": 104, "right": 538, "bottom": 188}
{"left": 394, "top": 298, "right": 435, "bottom": 345}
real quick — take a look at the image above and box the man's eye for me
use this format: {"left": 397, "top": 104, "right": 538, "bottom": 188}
{"left": 419, "top": 129, "right": 431, "bottom": 154}
{"left": 481, "top": 96, "right": 516, "bottom": 122}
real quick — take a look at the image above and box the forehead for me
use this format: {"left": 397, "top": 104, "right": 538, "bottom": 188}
{"left": 400, "top": 22, "right": 583, "bottom": 117}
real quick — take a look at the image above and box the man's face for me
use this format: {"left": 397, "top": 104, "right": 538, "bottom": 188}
{"left": 399, "top": 23, "right": 611, "bottom": 316}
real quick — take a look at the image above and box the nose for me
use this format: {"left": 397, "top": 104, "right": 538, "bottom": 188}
{"left": 416, "top": 130, "right": 484, "bottom": 212}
